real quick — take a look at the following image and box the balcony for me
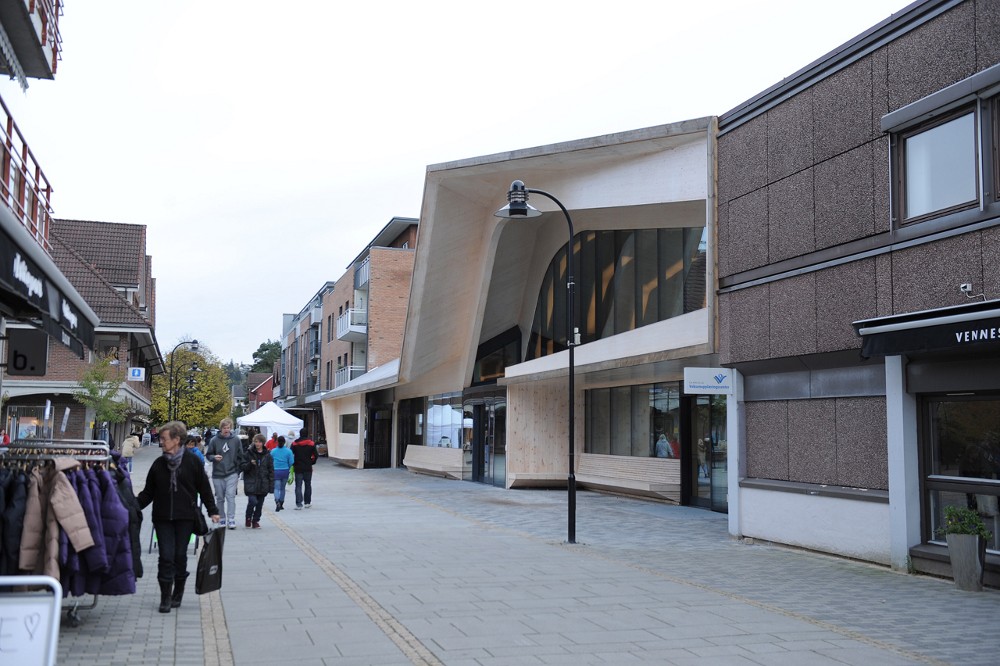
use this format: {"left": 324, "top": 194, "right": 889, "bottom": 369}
{"left": 309, "top": 338, "right": 321, "bottom": 359}
{"left": 0, "top": 95, "right": 54, "bottom": 251}
{"left": 335, "top": 365, "right": 365, "bottom": 387}
{"left": 0, "top": 0, "right": 63, "bottom": 84}
{"left": 336, "top": 308, "right": 367, "bottom": 342}
{"left": 355, "top": 256, "right": 370, "bottom": 289}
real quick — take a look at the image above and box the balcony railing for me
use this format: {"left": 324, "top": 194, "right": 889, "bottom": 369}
{"left": 335, "top": 365, "right": 365, "bottom": 387}
{"left": 336, "top": 308, "right": 367, "bottom": 342}
{"left": 0, "top": 96, "right": 54, "bottom": 251}
{"left": 309, "top": 339, "right": 321, "bottom": 358}
{"left": 355, "top": 256, "right": 370, "bottom": 289}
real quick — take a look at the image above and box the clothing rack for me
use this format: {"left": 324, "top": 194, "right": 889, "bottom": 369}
{"left": 1, "top": 438, "right": 110, "bottom": 626}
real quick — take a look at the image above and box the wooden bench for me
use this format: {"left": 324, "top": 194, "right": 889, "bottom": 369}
{"left": 402, "top": 445, "right": 464, "bottom": 480}
{"left": 576, "top": 453, "right": 681, "bottom": 502}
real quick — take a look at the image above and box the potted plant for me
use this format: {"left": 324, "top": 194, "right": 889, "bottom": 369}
{"left": 938, "top": 505, "right": 992, "bottom": 592}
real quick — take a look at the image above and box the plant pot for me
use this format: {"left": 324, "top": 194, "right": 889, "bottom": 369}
{"left": 946, "top": 533, "right": 985, "bottom": 592}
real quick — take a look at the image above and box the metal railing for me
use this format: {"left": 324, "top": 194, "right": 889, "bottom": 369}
{"left": 336, "top": 308, "right": 368, "bottom": 338}
{"left": 34, "top": 0, "right": 65, "bottom": 74}
{"left": 0, "top": 95, "right": 54, "bottom": 251}
{"left": 335, "top": 365, "right": 365, "bottom": 387}
{"left": 355, "top": 256, "right": 370, "bottom": 289}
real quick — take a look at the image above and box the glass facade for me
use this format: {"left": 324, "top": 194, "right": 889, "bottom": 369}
{"left": 586, "top": 382, "right": 682, "bottom": 458}
{"left": 528, "top": 227, "right": 706, "bottom": 360}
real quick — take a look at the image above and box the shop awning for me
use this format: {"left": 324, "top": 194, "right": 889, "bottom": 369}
{"left": 853, "top": 299, "right": 1000, "bottom": 359}
{"left": 0, "top": 207, "right": 97, "bottom": 357}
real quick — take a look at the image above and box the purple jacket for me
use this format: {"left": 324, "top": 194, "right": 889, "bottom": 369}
{"left": 97, "top": 469, "right": 135, "bottom": 595}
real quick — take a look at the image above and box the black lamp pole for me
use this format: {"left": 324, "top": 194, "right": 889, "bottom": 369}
{"left": 167, "top": 339, "right": 198, "bottom": 421}
{"left": 496, "top": 180, "right": 577, "bottom": 544}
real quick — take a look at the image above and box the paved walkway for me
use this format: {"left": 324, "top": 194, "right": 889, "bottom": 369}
{"left": 53, "top": 444, "right": 999, "bottom": 665}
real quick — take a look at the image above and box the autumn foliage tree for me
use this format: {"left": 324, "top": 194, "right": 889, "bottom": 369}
{"left": 151, "top": 344, "right": 231, "bottom": 428}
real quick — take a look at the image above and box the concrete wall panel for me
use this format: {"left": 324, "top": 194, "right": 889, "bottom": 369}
{"left": 886, "top": 2, "right": 976, "bottom": 111}
{"left": 768, "top": 273, "right": 816, "bottom": 358}
{"left": 815, "top": 260, "right": 876, "bottom": 353}
{"left": 745, "top": 400, "right": 788, "bottom": 480}
{"left": 727, "top": 188, "right": 769, "bottom": 274}
{"left": 977, "top": 0, "right": 1000, "bottom": 68}
{"left": 813, "top": 58, "right": 874, "bottom": 162}
{"left": 787, "top": 398, "right": 837, "bottom": 484}
{"left": 719, "top": 286, "right": 770, "bottom": 365}
{"left": 767, "top": 90, "right": 813, "bottom": 182}
{"left": 767, "top": 170, "right": 815, "bottom": 262}
{"left": 891, "top": 233, "right": 982, "bottom": 314}
{"left": 718, "top": 114, "right": 767, "bottom": 202}
{"left": 836, "top": 396, "right": 888, "bottom": 490}
{"left": 814, "top": 144, "right": 875, "bottom": 250}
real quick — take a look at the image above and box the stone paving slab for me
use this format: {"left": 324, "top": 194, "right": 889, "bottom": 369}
{"left": 44, "top": 444, "right": 1000, "bottom": 665}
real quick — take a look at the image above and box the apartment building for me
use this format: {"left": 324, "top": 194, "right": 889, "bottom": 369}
{"left": 717, "top": 0, "right": 1000, "bottom": 584}
{"left": 320, "top": 217, "right": 417, "bottom": 468}
{"left": 278, "top": 282, "right": 334, "bottom": 439}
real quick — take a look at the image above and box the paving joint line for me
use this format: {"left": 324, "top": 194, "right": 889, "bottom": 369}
{"left": 198, "top": 540, "right": 234, "bottom": 666}
{"left": 268, "top": 508, "right": 444, "bottom": 666}
{"left": 370, "top": 481, "right": 947, "bottom": 666}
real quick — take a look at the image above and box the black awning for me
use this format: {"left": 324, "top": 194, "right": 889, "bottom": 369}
{"left": 0, "top": 210, "right": 97, "bottom": 358}
{"left": 853, "top": 299, "right": 1000, "bottom": 358}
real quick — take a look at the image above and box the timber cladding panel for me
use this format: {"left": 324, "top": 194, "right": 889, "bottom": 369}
{"left": 506, "top": 382, "right": 583, "bottom": 477}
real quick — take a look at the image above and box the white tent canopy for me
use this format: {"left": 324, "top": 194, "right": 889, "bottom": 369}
{"left": 236, "top": 401, "right": 303, "bottom": 441}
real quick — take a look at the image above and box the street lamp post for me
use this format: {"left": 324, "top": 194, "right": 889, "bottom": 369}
{"left": 496, "top": 180, "right": 578, "bottom": 544}
{"left": 167, "top": 339, "right": 198, "bottom": 421}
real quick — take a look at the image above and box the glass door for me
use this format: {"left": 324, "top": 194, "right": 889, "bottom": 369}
{"left": 688, "top": 395, "right": 728, "bottom": 512}
{"left": 462, "top": 388, "right": 507, "bottom": 487}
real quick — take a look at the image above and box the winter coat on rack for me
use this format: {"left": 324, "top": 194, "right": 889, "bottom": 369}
{"left": 1, "top": 470, "right": 27, "bottom": 575}
{"left": 96, "top": 468, "right": 135, "bottom": 595}
{"left": 19, "top": 458, "right": 95, "bottom": 579}
{"left": 109, "top": 454, "right": 143, "bottom": 579}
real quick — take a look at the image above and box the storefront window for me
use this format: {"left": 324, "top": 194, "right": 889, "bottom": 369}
{"left": 424, "top": 393, "right": 467, "bottom": 449}
{"left": 586, "top": 382, "right": 681, "bottom": 457}
{"left": 924, "top": 397, "right": 1000, "bottom": 552}
{"left": 5, "top": 405, "right": 54, "bottom": 440}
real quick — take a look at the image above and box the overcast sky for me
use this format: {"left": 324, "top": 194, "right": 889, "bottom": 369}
{"left": 1, "top": 0, "right": 909, "bottom": 364}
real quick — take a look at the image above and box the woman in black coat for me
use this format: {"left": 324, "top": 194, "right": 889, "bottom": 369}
{"left": 242, "top": 434, "right": 274, "bottom": 529}
{"left": 137, "top": 421, "right": 219, "bottom": 613}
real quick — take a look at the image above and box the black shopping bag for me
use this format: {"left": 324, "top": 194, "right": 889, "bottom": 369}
{"left": 195, "top": 527, "right": 225, "bottom": 595}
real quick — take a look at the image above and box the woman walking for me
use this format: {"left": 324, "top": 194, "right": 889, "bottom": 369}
{"left": 269, "top": 436, "right": 294, "bottom": 512}
{"left": 242, "top": 434, "right": 274, "bottom": 528}
{"left": 137, "top": 421, "right": 219, "bottom": 613}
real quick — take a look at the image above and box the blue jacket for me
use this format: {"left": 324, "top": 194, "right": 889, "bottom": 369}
{"left": 270, "top": 447, "right": 294, "bottom": 471}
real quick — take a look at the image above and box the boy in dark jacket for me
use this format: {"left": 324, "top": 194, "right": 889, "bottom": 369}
{"left": 241, "top": 434, "right": 274, "bottom": 528}
{"left": 291, "top": 430, "right": 318, "bottom": 509}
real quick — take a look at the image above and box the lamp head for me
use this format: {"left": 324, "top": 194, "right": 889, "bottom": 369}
{"left": 494, "top": 180, "right": 541, "bottom": 219}
{"left": 191, "top": 339, "right": 199, "bottom": 352}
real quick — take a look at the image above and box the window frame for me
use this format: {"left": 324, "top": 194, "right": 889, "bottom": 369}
{"left": 894, "top": 104, "right": 981, "bottom": 226}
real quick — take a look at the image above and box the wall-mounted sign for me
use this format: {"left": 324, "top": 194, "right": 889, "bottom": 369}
{"left": 127, "top": 367, "right": 146, "bottom": 382}
{"left": 684, "top": 367, "right": 734, "bottom": 395}
{"left": 6, "top": 328, "right": 48, "bottom": 376}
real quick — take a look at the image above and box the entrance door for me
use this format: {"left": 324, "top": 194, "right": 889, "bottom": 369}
{"left": 365, "top": 405, "right": 393, "bottom": 469}
{"left": 463, "top": 389, "right": 506, "bottom": 487}
{"left": 684, "top": 394, "right": 728, "bottom": 512}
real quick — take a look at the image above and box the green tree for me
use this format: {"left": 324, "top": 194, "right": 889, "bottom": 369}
{"left": 152, "top": 345, "right": 232, "bottom": 427}
{"left": 74, "top": 352, "right": 129, "bottom": 425}
{"left": 250, "top": 340, "right": 281, "bottom": 373}
{"left": 223, "top": 360, "right": 244, "bottom": 385}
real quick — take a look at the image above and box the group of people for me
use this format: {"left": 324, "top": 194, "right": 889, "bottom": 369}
{"left": 136, "top": 417, "right": 319, "bottom": 613}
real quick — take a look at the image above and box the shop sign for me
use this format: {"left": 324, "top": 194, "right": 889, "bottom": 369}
{"left": 684, "top": 367, "right": 734, "bottom": 395}
{"left": 861, "top": 316, "right": 1000, "bottom": 358}
{"left": 127, "top": 367, "right": 146, "bottom": 382}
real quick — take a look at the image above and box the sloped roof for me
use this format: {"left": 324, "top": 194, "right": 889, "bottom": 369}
{"left": 52, "top": 218, "right": 145, "bottom": 287}
{"left": 49, "top": 231, "right": 151, "bottom": 327}
{"left": 247, "top": 372, "right": 272, "bottom": 392}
